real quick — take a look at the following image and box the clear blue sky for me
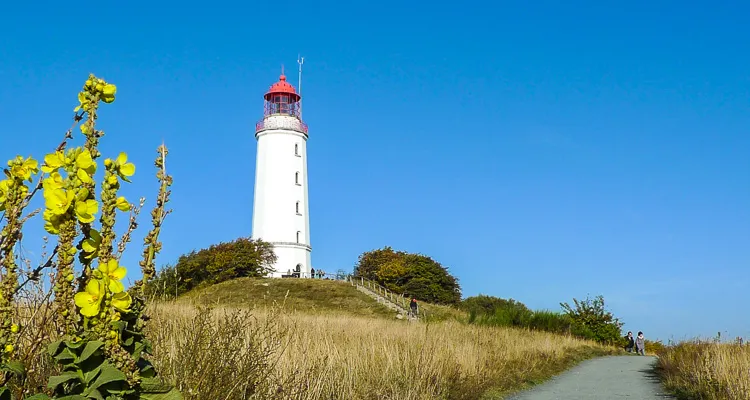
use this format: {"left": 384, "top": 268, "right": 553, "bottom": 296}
{"left": 1, "top": 1, "right": 748, "bottom": 342}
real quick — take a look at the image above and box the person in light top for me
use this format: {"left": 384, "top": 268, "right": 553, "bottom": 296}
{"left": 635, "top": 331, "right": 646, "bottom": 355}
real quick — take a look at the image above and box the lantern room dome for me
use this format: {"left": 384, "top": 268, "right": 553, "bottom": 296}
{"left": 264, "top": 74, "right": 300, "bottom": 101}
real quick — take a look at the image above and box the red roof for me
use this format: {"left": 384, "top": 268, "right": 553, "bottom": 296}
{"left": 264, "top": 74, "right": 300, "bottom": 101}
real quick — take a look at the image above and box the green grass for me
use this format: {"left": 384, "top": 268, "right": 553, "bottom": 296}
{"left": 181, "top": 277, "right": 397, "bottom": 318}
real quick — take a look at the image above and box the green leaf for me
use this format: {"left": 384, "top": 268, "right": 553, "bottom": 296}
{"left": 53, "top": 347, "right": 77, "bottom": 363}
{"left": 55, "top": 395, "right": 87, "bottom": 400}
{"left": 81, "top": 387, "right": 104, "bottom": 400}
{"left": 47, "top": 340, "right": 64, "bottom": 357}
{"left": 87, "top": 362, "right": 126, "bottom": 391}
{"left": 76, "top": 340, "right": 104, "bottom": 364}
{"left": 0, "top": 360, "right": 25, "bottom": 377}
{"left": 48, "top": 371, "right": 81, "bottom": 390}
{"left": 83, "top": 363, "right": 103, "bottom": 384}
{"left": 0, "top": 386, "right": 10, "bottom": 400}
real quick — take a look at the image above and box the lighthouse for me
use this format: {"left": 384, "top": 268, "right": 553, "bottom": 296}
{"left": 251, "top": 70, "right": 312, "bottom": 278}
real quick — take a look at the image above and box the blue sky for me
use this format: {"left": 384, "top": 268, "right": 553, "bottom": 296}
{"left": 1, "top": 1, "right": 748, "bottom": 341}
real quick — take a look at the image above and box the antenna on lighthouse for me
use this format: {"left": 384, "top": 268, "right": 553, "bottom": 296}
{"left": 297, "top": 55, "right": 304, "bottom": 118}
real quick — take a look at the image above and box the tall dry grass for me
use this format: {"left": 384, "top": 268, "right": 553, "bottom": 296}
{"left": 657, "top": 341, "right": 750, "bottom": 399}
{"left": 146, "top": 302, "right": 616, "bottom": 400}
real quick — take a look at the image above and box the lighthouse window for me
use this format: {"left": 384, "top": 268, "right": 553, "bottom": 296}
{"left": 295, "top": 172, "right": 300, "bottom": 185}
{"left": 296, "top": 231, "right": 301, "bottom": 243}
{"left": 296, "top": 201, "right": 300, "bottom": 214}
{"left": 294, "top": 143, "right": 299, "bottom": 156}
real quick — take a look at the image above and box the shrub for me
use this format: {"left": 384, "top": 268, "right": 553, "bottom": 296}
{"left": 353, "top": 247, "right": 461, "bottom": 304}
{"left": 0, "top": 74, "right": 180, "bottom": 398}
{"left": 560, "top": 295, "right": 623, "bottom": 345}
{"left": 146, "top": 237, "right": 276, "bottom": 298}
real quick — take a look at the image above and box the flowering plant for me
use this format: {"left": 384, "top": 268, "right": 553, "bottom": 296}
{"left": 0, "top": 75, "right": 180, "bottom": 399}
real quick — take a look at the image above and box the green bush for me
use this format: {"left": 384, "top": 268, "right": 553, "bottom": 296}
{"left": 146, "top": 237, "right": 276, "bottom": 298}
{"left": 560, "top": 295, "right": 624, "bottom": 345}
{"left": 353, "top": 247, "right": 461, "bottom": 305}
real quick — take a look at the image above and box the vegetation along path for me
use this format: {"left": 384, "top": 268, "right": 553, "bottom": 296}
{"left": 506, "top": 356, "right": 673, "bottom": 399}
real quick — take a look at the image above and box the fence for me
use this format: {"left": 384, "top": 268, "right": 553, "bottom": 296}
{"left": 348, "top": 275, "right": 426, "bottom": 320}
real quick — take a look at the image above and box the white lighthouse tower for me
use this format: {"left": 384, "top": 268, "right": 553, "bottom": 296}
{"left": 251, "top": 70, "right": 312, "bottom": 278}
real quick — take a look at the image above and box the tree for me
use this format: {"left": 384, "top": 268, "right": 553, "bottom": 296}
{"left": 147, "top": 237, "right": 276, "bottom": 297}
{"left": 560, "top": 295, "right": 624, "bottom": 345}
{"left": 353, "top": 247, "right": 461, "bottom": 305}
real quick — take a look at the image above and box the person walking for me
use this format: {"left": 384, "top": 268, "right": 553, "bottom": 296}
{"left": 310, "top": 267, "right": 315, "bottom": 279}
{"left": 625, "top": 331, "right": 635, "bottom": 353}
{"left": 635, "top": 331, "right": 646, "bottom": 355}
{"left": 409, "top": 298, "right": 418, "bottom": 318}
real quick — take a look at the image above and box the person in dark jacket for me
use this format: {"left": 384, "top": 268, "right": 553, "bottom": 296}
{"left": 625, "top": 331, "right": 635, "bottom": 353}
{"left": 409, "top": 298, "right": 418, "bottom": 318}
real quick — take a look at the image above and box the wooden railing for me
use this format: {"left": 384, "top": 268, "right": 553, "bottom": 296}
{"left": 348, "top": 276, "right": 425, "bottom": 320}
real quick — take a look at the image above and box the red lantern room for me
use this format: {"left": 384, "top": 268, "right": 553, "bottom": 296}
{"left": 263, "top": 74, "right": 301, "bottom": 118}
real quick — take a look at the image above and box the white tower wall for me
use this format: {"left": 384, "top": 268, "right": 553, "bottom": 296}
{"left": 252, "top": 115, "right": 311, "bottom": 277}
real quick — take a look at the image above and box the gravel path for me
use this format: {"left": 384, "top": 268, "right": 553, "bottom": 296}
{"left": 506, "top": 355, "right": 674, "bottom": 399}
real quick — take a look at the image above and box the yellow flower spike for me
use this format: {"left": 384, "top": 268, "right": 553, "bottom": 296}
{"left": 98, "top": 259, "right": 127, "bottom": 293}
{"left": 111, "top": 292, "right": 132, "bottom": 313}
{"left": 4, "top": 345, "right": 13, "bottom": 353}
{"left": 10, "top": 324, "right": 19, "bottom": 333}
{"left": 82, "top": 229, "right": 102, "bottom": 256}
{"left": 74, "top": 198, "right": 99, "bottom": 223}
{"left": 74, "top": 279, "right": 104, "bottom": 317}
{"left": 114, "top": 152, "right": 135, "bottom": 181}
{"left": 115, "top": 196, "right": 131, "bottom": 212}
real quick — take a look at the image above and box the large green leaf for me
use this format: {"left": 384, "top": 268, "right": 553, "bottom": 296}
{"left": 47, "top": 340, "right": 64, "bottom": 357}
{"left": 0, "top": 360, "right": 25, "bottom": 377}
{"left": 76, "top": 341, "right": 104, "bottom": 364}
{"left": 48, "top": 371, "right": 81, "bottom": 390}
{"left": 55, "top": 395, "right": 87, "bottom": 400}
{"left": 0, "top": 386, "right": 10, "bottom": 400}
{"left": 86, "top": 362, "right": 126, "bottom": 391}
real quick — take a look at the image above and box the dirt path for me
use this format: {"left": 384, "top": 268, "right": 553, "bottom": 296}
{"left": 506, "top": 355, "right": 674, "bottom": 399}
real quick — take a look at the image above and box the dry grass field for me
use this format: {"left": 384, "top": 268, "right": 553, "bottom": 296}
{"left": 657, "top": 341, "right": 750, "bottom": 400}
{"left": 147, "top": 302, "right": 616, "bottom": 400}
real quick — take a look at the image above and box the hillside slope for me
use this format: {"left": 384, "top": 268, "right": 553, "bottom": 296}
{"left": 181, "top": 277, "right": 396, "bottom": 318}
{"left": 180, "top": 277, "right": 467, "bottom": 321}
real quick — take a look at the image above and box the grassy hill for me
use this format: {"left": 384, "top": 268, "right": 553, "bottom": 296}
{"left": 179, "top": 277, "right": 467, "bottom": 321}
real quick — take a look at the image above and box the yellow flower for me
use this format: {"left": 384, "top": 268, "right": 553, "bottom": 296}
{"left": 9, "top": 156, "right": 38, "bottom": 181}
{"left": 116, "top": 196, "right": 131, "bottom": 212}
{"left": 10, "top": 324, "right": 18, "bottom": 333}
{"left": 43, "top": 209, "right": 61, "bottom": 234}
{"left": 74, "top": 199, "right": 99, "bottom": 223}
{"left": 112, "top": 292, "right": 131, "bottom": 313}
{"left": 42, "top": 151, "right": 66, "bottom": 173}
{"left": 44, "top": 188, "right": 74, "bottom": 216}
{"left": 81, "top": 229, "right": 102, "bottom": 258}
{"left": 98, "top": 259, "right": 127, "bottom": 293}
{"left": 75, "top": 149, "right": 97, "bottom": 183}
{"left": 0, "top": 179, "right": 9, "bottom": 211}
{"left": 102, "top": 84, "right": 116, "bottom": 104}
{"left": 4, "top": 345, "right": 13, "bottom": 353}
{"left": 74, "top": 91, "right": 92, "bottom": 113}
{"left": 110, "top": 153, "right": 135, "bottom": 182}
{"left": 43, "top": 171, "right": 65, "bottom": 192}
{"left": 74, "top": 279, "right": 104, "bottom": 317}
